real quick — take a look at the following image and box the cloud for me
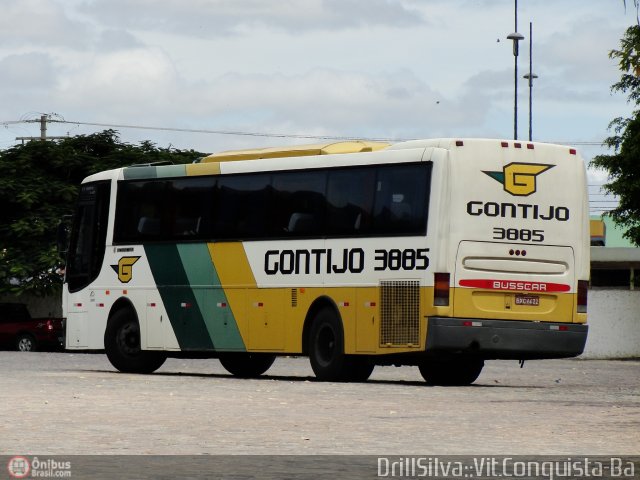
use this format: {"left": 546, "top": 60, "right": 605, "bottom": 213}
{"left": 95, "top": 29, "right": 143, "bottom": 52}
{"left": 0, "top": 0, "right": 633, "bottom": 159}
{"left": 0, "top": 0, "right": 91, "bottom": 48}
{"left": 37, "top": 54, "right": 496, "bottom": 142}
{"left": 78, "top": 0, "right": 424, "bottom": 37}
{"left": 56, "top": 49, "right": 180, "bottom": 115}
{"left": 0, "top": 53, "right": 56, "bottom": 90}
{"left": 179, "top": 69, "right": 448, "bottom": 139}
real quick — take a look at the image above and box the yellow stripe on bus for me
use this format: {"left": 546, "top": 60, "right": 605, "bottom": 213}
{"left": 207, "top": 243, "right": 255, "bottom": 349}
{"left": 186, "top": 162, "right": 221, "bottom": 176}
{"left": 208, "top": 243, "right": 256, "bottom": 287}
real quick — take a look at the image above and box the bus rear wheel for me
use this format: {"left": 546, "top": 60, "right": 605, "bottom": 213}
{"left": 219, "top": 353, "right": 276, "bottom": 378}
{"left": 344, "top": 357, "right": 375, "bottom": 382}
{"left": 309, "top": 307, "right": 347, "bottom": 381}
{"left": 418, "top": 358, "right": 484, "bottom": 386}
{"left": 104, "top": 309, "right": 167, "bottom": 374}
{"left": 308, "top": 307, "right": 373, "bottom": 382}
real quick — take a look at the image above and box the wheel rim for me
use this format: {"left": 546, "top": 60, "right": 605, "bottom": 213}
{"left": 316, "top": 325, "right": 336, "bottom": 366}
{"left": 116, "top": 322, "right": 140, "bottom": 356}
{"left": 18, "top": 338, "right": 32, "bottom": 351}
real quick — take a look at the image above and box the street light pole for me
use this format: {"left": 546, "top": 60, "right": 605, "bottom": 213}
{"left": 523, "top": 21, "right": 538, "bottom": 142}
{"left": 507, "top": 0, "right": 524, "bottom": 140}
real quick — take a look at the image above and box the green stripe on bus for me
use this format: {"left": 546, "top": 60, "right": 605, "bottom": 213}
{"left": 144, "top": 244, "right": 214, "bottom": 350}
{"left": 176, "top": 244, "right": 246, "bottom": 351}
{"left": 157, "top": 165, "right": 187, "bottom": 178}
{"left": 123, "top": 166, "right": 158, "bottom": 179}
{"left": 123, "top": 165, "right": 187, "bottom": 180}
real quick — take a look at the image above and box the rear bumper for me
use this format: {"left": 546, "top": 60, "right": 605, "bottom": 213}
{"left": 426, "top": 317, "right": 588, "bottom": 360}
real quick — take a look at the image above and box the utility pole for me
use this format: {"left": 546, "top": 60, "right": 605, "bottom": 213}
{"left": 523, "top": 21, "right": 539, "bottom": 142}
{"left": 40, "top": 114, "right": 47, "bottom": 140}
{"left": 507, "top": 0, "right": 524, "bottom": 140}
{"left": 15, "top": 114, "right": 67, "bottom": 144}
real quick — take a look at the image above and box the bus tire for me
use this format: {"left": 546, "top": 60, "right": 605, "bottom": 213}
{"left": 219, "top": 353, "right": 276, "bottom": 378}
{"left": 418, "top": 358, "right": 484, "bottom": 386}
{"left": 344, "top": 357, "right": 375, "bottom": 382}
{"left": 104, "top": 308, "right": 167, "bottom": 374}
{"left": 308, "top": 307, "right": 349, "bottom": 381}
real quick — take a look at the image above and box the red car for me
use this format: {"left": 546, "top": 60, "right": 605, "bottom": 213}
{"left": 0, "top": 303, "right": 64, "bottom": 351}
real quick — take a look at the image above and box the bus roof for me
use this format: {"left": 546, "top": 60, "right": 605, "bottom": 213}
{"left": 84, "top": 138, "right": 580, "bottom": 184}
{"left": 200, "top": 140, "right": 390, "bottom": 162}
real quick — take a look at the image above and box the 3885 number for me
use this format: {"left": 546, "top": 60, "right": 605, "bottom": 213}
{"left": 374, "top": 248, "right": 430, "bottom": 271}
{"left": 492, "top": 227, "right": 544, "bottom": 242}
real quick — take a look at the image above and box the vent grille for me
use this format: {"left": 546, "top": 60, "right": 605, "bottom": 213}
{"left": 291, "top": 289, "right": 298, "bottom": 307}
{"left": 380, "top": 280, "right": 420, "bottom": 346}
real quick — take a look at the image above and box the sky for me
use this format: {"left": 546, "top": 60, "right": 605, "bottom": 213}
{"left": 0, "top": 0, "right": 637, "bottom": 214}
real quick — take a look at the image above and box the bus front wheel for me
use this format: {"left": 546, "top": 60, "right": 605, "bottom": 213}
{"left": 104, "top": 309, "right": 167, "bottom": 374}
{"left": 418, "top": 358, "right": 484, "bottom": 386}
{"left": 219, "top": 353, "right": 276, "bottom": 378}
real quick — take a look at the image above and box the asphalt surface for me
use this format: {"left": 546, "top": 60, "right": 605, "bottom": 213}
{"left": 1, "top": 352, "right": 638, "bottom": 455}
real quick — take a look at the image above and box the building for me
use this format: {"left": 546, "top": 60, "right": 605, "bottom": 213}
{"left": 584, "top": 216, "right": 640, "bottom": 358}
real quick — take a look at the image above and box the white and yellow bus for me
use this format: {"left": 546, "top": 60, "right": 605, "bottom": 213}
{"left": 62, "top": 138, "right": 589, "bottom": 385}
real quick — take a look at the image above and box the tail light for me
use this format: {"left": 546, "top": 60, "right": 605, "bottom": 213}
{"left": 434, "top": 273, "right": 450, "bottom": 306}
{"left": 577, "top": 280, "right": 588, "bottom": 313}
{"left": 46, "top": 319, "right": 54, "bottom": 331}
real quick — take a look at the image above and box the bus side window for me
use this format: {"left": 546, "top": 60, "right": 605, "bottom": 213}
{"left": 389, "top": 194, "right": 412, "bottom": 220}
{"left": 326, "top": 168, "right": 375, "bottom": 235}
{"left": 271, "top": 171, "right": 327, "bottom": 237}
{"left": 115, "top": 181, "right": 165, "bottom": 243}
{"left": 372, "top": 164, "right": 430, "bottom": 235}
{"left": 214, "top": 174, "right": 271, "bottom": 239}
{"left": 287, "top": 212, "right": 314, "bottom": 233}
{"left": 137, "top": 217, "right": 161, "bottom": 236}
{"left": 166, "top": 177, "right": 214, "bottom": 238}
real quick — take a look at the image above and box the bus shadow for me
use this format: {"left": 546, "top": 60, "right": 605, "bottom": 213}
{"left": 81, "top": 369, "right": 542, "bottom": 388}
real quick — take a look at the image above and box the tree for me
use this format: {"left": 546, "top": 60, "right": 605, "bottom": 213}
{"left": 591, "top": 25, "right": 640, "bottom": 246}
{"left": 0, "top": 130, "right": 205, "bottom": 296}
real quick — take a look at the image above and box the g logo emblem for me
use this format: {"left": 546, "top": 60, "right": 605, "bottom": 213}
{"left": 483, "top": 162, "right": 553, "bottom": 197}
{"left": 110, "top": 256, "right": 140, "bottom": 283}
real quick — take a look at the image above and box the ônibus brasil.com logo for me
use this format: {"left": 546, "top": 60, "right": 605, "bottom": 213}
{"left": 7, "top": 456, "right": 72, "bottom": 478}
{"left": 7, "top": 457, "right": 30, "bottom": 478}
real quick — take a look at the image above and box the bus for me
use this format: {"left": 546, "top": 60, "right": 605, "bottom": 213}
{"left": 62, "top": 138, "right": 589, "bottom": 385}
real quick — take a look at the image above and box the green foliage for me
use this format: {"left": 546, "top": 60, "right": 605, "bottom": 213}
{"left": 0, "top": 130, "right": 205, "bottom": 296}
{"left": 591, "top": 25, "right": 640, "bottom": 246}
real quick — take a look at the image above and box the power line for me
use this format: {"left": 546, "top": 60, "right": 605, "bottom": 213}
{"left": 0, "top": 117, "right": 609, "bottom": 145}
{"left": 7, "top": 114, "right": 67, "bottom": 143}
{"left": 0, "top": 115, "right": 624, "bottom": 209}
{"left": 2, "top": 118, "right": 379, "bottom": 141}
{"left": 48, "top": 119, "right": 396, "bottom": 142}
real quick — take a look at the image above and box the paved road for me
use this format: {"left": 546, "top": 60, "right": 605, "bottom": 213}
{"left": 0, "top": 352, "right": 638, "bottom": 455}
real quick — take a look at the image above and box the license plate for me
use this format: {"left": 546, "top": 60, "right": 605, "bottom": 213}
{"left": 515, "top": 295, "right": 539, "bottom": 306}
